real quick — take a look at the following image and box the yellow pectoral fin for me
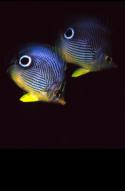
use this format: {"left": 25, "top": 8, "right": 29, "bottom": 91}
{"left": 19, "top": 93, "right": 39, "bottom": 102}
{"left": 58, "top": 98, "right": 66, "bottom": 105}
{"left": 72, "top": 68, "right": 90, "bottom": 78}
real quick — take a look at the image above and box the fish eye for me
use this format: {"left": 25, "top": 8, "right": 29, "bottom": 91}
{"left": 105, "top": 56, "right": 112, "bottom": 63}
{"left": 64, "top": 27, "right": 75, "bottom": 39}
{"left": 19, "top": 55, "right": 32, "bottom": 67}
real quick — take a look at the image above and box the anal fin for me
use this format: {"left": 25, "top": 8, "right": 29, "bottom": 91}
{"left": 72, "top": 68, "right": 90, "bottom": 77}
{"left": 19, "top": 93, "right": 39, "bottom": 102}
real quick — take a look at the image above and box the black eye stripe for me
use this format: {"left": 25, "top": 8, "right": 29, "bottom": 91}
{"left": 66, "top": 29, "right": 73, "bottom": 36}
{"left": 21, "top": 57, "right": 30, "bottom": 65}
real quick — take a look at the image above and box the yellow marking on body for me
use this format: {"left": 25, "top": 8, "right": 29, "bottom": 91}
{"left": 72, "top": 68, "right": 90, "bottom": 77}
{"left": 10, "top": 67, "right": 66, "bottom": 105}
{"left": 10, "top": 69, "right": 34, "bottom": 93}
{"left": 10, "top": 69, "right": 49, "bottom": 102}
{"left": 37, "top": 91, "right": 49, "bottom": 102}
{"left": 62, "top": 49, "right": 76, "bottom": 64}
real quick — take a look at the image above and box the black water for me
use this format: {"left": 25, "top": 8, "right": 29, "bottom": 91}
{"left": 0, "top": 1, "right": 124, "bottom": 148}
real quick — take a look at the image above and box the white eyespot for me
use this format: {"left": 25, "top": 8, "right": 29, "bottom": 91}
{"left": 105, "top": 56, "right": 112, "bottom": 63}
{"left": 64, "top": 27, "right": 75, "bottom": 39}
{"left": 19, "top": 55, "right": 32, "bottom": 68}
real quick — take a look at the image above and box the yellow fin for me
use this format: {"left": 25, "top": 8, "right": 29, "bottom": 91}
{"left": 19, "top": 93, "right": 39, "bottom": 102}
{"left": 72, "top": 68, "right": 90, "bottom": 77}
{"left": 58, "top": 98, "right": 66, "bottom": 105}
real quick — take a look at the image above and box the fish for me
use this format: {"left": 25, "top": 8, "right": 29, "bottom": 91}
{"left": 8, "top": 44, "right": 66, "bottom": 105}
{"left": 56, "top": 17, "right": 117, "bottom": 77}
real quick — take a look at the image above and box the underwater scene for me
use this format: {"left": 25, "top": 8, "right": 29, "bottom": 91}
{"left": 0, "top": 1, "right": 124, "bottom": 148}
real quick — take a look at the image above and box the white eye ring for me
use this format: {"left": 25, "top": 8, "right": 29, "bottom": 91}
{"left": 64, "top": 27, "right": 75, "bottom": 39}
{"left": 19, "top": 55, "right": 32, "bottom": 67}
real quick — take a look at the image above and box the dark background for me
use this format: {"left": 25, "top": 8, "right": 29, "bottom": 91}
{"left": 0, "top": 1, "right": 124, "bottom": 148}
